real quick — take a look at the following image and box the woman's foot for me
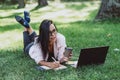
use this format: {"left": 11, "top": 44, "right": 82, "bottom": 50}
{"left": 15, "top": 15, "right": 30, "bottom": 28}
{"left": 24, "top": 11, "right": 30, "bottom": 23}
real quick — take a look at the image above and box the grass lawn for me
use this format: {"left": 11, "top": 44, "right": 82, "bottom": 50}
{"left": 0, "top": 1, "right": 120, "bottom": 80}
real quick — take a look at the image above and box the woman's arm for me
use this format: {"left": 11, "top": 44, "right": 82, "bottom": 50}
{"left": 56, "top": 33, "right": 72, "bottom": 63}
{"left": 38, "top": 60, "right": 60, "bottom": 69}
{"left": 60, "top": 53, "right": 72, "bottom": 63}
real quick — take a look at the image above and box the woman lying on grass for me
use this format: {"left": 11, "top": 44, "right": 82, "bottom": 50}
{"left": 15, "top": 11, "right": 72, "bottom": 69}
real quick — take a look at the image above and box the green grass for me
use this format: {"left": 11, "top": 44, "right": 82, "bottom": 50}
{"left": 0, "top": 1, "right": 120, "bottom": 80}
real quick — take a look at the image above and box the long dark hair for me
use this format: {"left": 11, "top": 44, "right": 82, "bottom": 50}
{"left": 37, "top": 19, "right": 57, "bottom": 59}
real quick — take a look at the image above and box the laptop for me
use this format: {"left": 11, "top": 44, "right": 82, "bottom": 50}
{"left": 67, "top": 46, "right": 109, "bottom": 68}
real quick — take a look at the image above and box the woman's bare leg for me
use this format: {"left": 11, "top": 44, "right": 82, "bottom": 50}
{"left": 24, "top": 26, "right": 34, "bottom": 35}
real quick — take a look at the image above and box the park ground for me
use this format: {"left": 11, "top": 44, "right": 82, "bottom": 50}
{"left": 0, "top": 1, "right": 120, "bottom": 80}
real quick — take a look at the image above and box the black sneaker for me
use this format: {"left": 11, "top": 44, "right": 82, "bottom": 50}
{"left": 15, "top": 15, "right": 30, "bottom": 28}
{"left": 24, "top": 11, "right": 30, "bottom": 23}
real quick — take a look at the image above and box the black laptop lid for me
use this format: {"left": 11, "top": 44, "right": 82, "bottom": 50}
{"left": 77, "top": 46, "right": 109, "bottom": 67}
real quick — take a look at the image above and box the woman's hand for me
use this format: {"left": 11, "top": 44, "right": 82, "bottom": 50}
{"left": 39, "top": 61, "right": 60, "bottom": 69}
{"left": 60, "top": 52, "right": 73, "bottom": 63}
{"left": 47, "top": 61, "right": 60, "bottom": 69}
{"left": 68, "top": 52, "right": 72, "bottom": 59}
{"left": 60, "top": 57, "right": 68, "bottom": 63}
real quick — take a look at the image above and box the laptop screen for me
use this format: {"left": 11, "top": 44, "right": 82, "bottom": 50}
{"left": 77, "top": 46, "right": 109, "bottom": 68}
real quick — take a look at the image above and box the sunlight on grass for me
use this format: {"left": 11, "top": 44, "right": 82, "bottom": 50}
{"left": 38, "top": 1, "right": 100, "bottom": 23}
{"left": 31, "top": 1, "right": 100, "bottom": 23}
{"left": 0, "top": 9, "right": 21, "bottom": 18}
{"left": 0, "top": 18, "right": 17, "bottom": 26}
{"left": 0, "top": 1, "right": 100, "bottom": 26}
{"left": 0, "top": 30, "right": 22, "bottom": 49}
{"left": 0, "top": 10, "right": 8, "bottom": 17}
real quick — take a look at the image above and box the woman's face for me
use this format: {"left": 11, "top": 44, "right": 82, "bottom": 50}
{"left": 49, "top": 24, "right": 57, "bottom": 43}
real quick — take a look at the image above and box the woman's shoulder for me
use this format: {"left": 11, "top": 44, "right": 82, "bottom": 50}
{"left": 32, "top": 37, "right": 41, "bottom": 47}
{"left": 57, "top": 33, "right": 65, "bottom": 39}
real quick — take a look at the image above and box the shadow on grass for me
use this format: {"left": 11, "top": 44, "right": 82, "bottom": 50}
{"left": 0, "top": 12, "right": 23, "bottom": 19}
{"left": 0, "top": 4, "right": 17, "bottom": 10}
{"left": 0, "top": 5, "right": 45, "bottom": 19}
{"left": 65, "top": 3, "right": 87, "bottom": 10}
{"left": 1, "top": 18, "right": 119, "bottom": 33}
{"left": 0, "top": 19, "right": 92, "bottom": 33}
{"left": 65, "top": 1, "right": 98, "bottom": 11}
{"left": 0, "top": 22, "right": 40, "bottom": 33}
{"left": 30, "top": 5, "right": 47, "bottom": 12}
{"left": 0, "top": 24, "right": 21, "bottom": 33}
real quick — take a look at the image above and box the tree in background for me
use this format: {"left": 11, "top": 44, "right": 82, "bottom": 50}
{"left": 95, "top": 0, "right": 120, "bottom": 20}
{"left": 38, "top": 0, "right": 48, "bottom": 6}
{"left": 17, "top": 0, "right": 26, "bottom": 8}
{"left": 0, "top": 0, "right": 17, "bottom": 4}
{"left": 0, "top": 0, "right": 5, "bottom": 3}
{"left": 17, "top": 0, "right": 48, "bottom": 8}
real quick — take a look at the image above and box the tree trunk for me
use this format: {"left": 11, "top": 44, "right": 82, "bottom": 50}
{"left": 17, "top": 0, "right": 25, "bottom": 8}
{"left": 95, "top": 0, "right": 120, "bottom": 20}
{"left": 38, "top": 0, "right": 48, "bottom": 6}
{"left": 0, "top": 0, "right": 5, "bottom": 3}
